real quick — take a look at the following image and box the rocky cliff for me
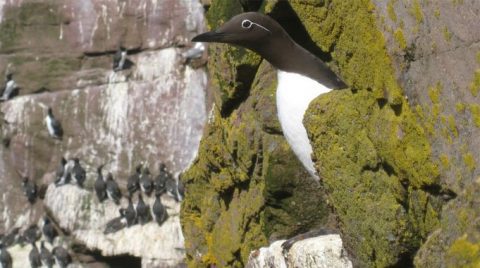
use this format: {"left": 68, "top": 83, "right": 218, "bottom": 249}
{"left": 0, "top": 0, "right": 208, "bottom": 266}
{"left": 181, "top": 0, "right": 480, "bottom": 267}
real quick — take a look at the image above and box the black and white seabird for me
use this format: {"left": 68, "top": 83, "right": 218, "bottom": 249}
{"left": 154, "top": 163, "right": 170, "bottom": 195}
{"left": 22, "top": 177, "right": 38, "bottom": 204}
{"left": 104, "top": 209, "right": 127, "bottom": 234}
{"left": 45, "top": 107, "right": 63, "bottom": 140}
{"left": 52, "top": 246, "right": 71, "bottom": 268}
{"left": 42, "top": 217, "right": 57, "bottom": 244}
{"left": 54, "top": 157, "right": 69, "bottom": 186}
{"left": 0, "top": 73, "right": 17, "bottom": 101}
{"left": 0, "top": 242, "right": 12, "bottom": 268}
{"left": 127, "top": 164, "right": 142, "bottom": 196}
{"left": 152, "top": 193, "right": 168, "bottom": 226}
{"left": 40, "top": 241, "right": 54, "bottom": 268}
{"left": 71, "top": 158, "right": 86, "bottom": 187}
{"left": 193, "top": 12, "right": 347, "bottom": 179}
{"left": 135, "top": 192, "right": 151, "bottom": 225}
{"left": 125, "top": 196, "right": 136, "bottom": 227}
{"left": 182, "top": 42, "right": 205, "bottom": 62}
{"left": 24, "top": 224, "right": 41, "bottom": 243}
{"left": 113, "top": 46, "right": 127, "bottom": 71}
{"left": 106, "top": 172, "right": 122, "bottom": 205}
{"left": 165, "top": 176, "right": 183, "bottom": 202}
{"left": 29, "top": 242, "right": 42, "bottom": 268}
{"left": 94, "top": 165, "right": 107, "bottom": 202}
{"left": 139, "top": 166, "right": 153, "bottom": 196}
{"left": 1, "top": 228, "right": 20, "bottom": 247}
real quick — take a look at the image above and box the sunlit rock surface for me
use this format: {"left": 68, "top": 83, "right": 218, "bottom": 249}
{"left": 0, "top": 0, "right": 207, "bottom": 266}
{"left": 246, "top": 235, "right": 352, "bottom": 268}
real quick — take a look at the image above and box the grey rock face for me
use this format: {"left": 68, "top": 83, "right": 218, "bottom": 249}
{"left": 0, "top": 0, "right": 207, "bottom": 265}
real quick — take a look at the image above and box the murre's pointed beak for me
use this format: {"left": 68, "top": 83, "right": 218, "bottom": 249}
{"left": 192, "top": 31, "right": 225, "bottom": 42}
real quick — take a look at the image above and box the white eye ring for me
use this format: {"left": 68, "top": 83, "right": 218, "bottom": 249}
{"left": 241, "top": 19, "right": 252, "bottom": 29}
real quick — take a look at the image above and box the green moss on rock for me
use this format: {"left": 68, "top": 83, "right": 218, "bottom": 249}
{"left": 469, "top": 70, "right": 480, "bottom": 97}
{"left": 292, "top": 0, "right": 441, "bottom": 266}
{"left": 394, "top": 29, "right": 407, "bottom": 50}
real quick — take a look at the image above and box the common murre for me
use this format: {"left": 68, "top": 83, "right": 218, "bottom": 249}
{"left": 192, "top": 12, "right": 347, "bottom": 179}
{"left": 94, "top": 164, "right": 107, "bottom": 202}
{"left": 113, "top": 46, "right": 127, "bottom": 72}
{"left": 40, "top": 241, "right": 54, "bottom": 268}
{"left": 29, "top": 242, "right": 42, "bottom": 268}
{"left": 45, "top": 107, "right": 63, "bottom": 140}
{"left": 0, "top": 242, "right": 12, "bottom": 268}
{"left": 0, "top": 73, "right": 17, "bottom": 101}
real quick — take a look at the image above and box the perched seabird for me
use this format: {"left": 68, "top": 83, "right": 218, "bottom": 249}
{"left": 135, "top": 193, "right": 151, "bottom": 225}
{"left": 154, "top": 163, "right": 170, "bottom": 195}
{"left": 42, "top": 217, "right": 57, "bottom": 244}
{"left": 182, "top": 42, "right": 205, "bottom": 62}
{"left": 165, "top": 177, "right": 183, "bottom": 202}
{"left": 125, "top": 196, "right": 136, "bottom": 227}
{"left": 0, "top": 243, "right": 12, "bottom": 268}
{"left": 152, "top": 193, "right": 168, "bottom": 225}
{"left": 22, "top": 177, "right": 37, "bottom": 204}
{"left": 106, "top": 172, "right": 122, "bottom": 205}
{"left": 192, "top": 12, "right": 347, "bottom": 179}
{"left": 45, "top": 107, "right": 63, "bottom": 140}
{"left": 139, "top": 166, "right": 153, "bottom": 196}
{"left": 94, "top": 165, "right": 107, "bottom": 202}
{"left": 0, "top": 73, "right": 17, "bottom": 101}
{"left": 1, "top": 228, "right": 20, "bottom": 247}
{"left": 40, "top": 241, "right": 54, "bottom": 268}
{"left": 113, "top": 46, "right": 127, "bottom": 71}
{"left": 127, "top": 164, "right": 142, "bottom": 196}
{"left": 54, "top": 157, "right": 68, "bottom": 185}
{"left": 71, "top": 158, "right": 86, "bottom": 187}
{"left": 24, "top": 224, "right": 41, "bottom": 243}
{"left": 52, "top": 246, "right": 71, "bottom": 268}
{"left": 104, "top": 209, "right": 127, "bottom": 234}
{"left": 29, "top": 242, "right": 42, "bottom": 268}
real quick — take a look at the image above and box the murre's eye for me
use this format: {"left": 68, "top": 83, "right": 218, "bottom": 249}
{"left": 241, "top": 19, "right": 252, "bottom": 29}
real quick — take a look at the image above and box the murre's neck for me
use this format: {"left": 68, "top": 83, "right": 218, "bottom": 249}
{"left": 252, "top": 33, "right": 346, "bottom": 89}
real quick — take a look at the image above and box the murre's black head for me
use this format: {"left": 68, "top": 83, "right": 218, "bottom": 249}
{"left": 192, "top": 12, "right": 282, "bottom": 57}
{"left": 107, "top": 173, "right": 113, "bottom": 181}
{"left": 159, "top": 163, "right": 166, "bottom": 171}
{"left": 47, "top": 107, "right": 53, "bottom": 116}
{"left": 119, "top": 208, "right": 126, "bottom": 217}
{"left": 73, "top": 158, "right": 80, "bottom": 163}
{"left": 193, "top": 12, "right": 347, "bottom": 88}
{"left": 135, "top": 164, "right": 142, "bottom": 173}
{"left": 22, "top": 177, "right": 28, "bottom": 184}
{"left": 61, "top": 157, "right": 67, "bottom": 165}
{"left": 6, "top": 73, "right": 13, "bottom": 80}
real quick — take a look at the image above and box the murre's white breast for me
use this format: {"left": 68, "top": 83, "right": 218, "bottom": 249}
{"left": 45, "top": 115, "right": 55, "bottom": 136}
{"left": 276, "top": 70, "right": 332, "bottom": 180}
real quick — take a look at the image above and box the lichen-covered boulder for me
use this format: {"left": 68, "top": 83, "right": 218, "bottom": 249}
{"left": 246, "top": 235, "right": 352, "bottom": 268}
{"left": 181, "top": 0, "right": 480, "bottom": 267}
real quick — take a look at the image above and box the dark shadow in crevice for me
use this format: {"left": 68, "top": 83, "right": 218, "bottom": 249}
{"left": 361, "top": 161, "right": 397, "bottom": 177}
{"left": 239, "top": 0, "right": 264, "bottom": 12}
{"left": 377, "top": 98, "right": 388, "bottom": 109}
{"left": 220, "top": 63, "right": 259, "bottom": 117}
{"left": 421, "top": 184, "right": 457, "bottom": 202}
{"left": 389, "top": 251, "right": 414, "bottom": 268}
{"left": 76, "top": 247, "right": 141, "bottom": 268}
{"left": 391, "top": 103, "right": 403, "bottom": 116}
